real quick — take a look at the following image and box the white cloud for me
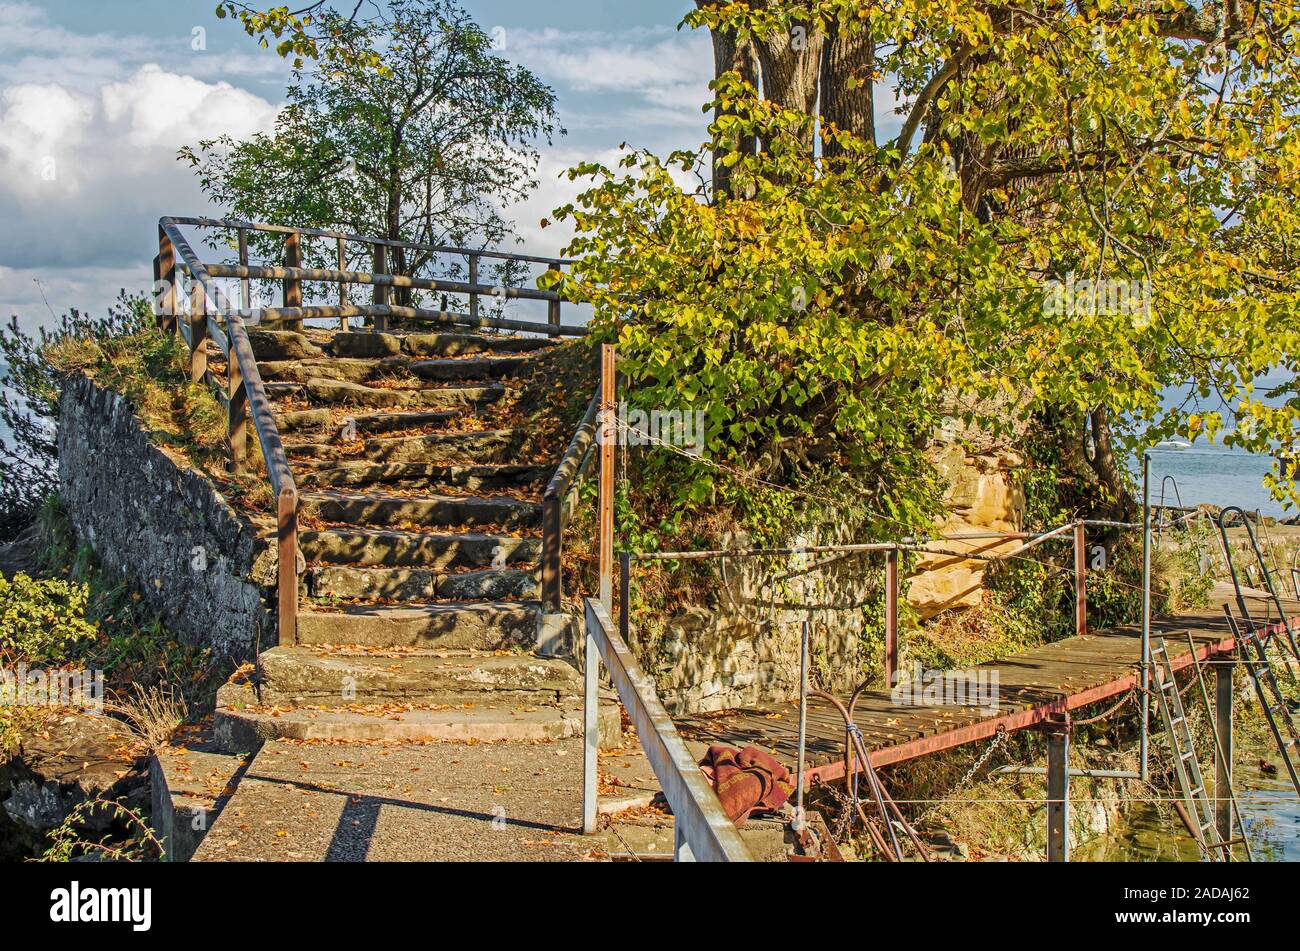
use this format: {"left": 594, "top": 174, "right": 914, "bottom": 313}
{"left": 0, "top": 64, "right": 278, "bottom": 315}
{"left": 508, "top": 26, "right": 713, "bottom": 132}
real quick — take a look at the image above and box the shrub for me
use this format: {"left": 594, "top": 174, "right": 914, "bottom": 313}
{"left": 0, "top": 572, "right": 98, "bottom": 663}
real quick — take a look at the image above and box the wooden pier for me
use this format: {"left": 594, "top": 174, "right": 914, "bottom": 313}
{"left": 674, "top": 584, "right": 1300, "bottom": 782}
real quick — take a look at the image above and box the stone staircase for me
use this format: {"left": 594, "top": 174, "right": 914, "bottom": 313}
{"left": 212, "top": 327, "right": 618, "bottom": 752}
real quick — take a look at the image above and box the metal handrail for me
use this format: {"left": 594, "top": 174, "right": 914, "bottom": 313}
{"left": 540, "top": 385, "right": 601, "bottom": 611}
{"left": 582, "top": 598, "right": 753, "bottom": 862}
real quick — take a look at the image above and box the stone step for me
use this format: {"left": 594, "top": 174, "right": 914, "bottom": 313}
{"left": 289, "top": 428, "right": 524, "bottom": 466}
{"left": 300, "top": 378, "right": 504, "bottom": 410}
{"left": 403, "top": 333, "right": 555, "bottom": 357}
{"left": 237, "top": 646, "right": 582, "bottom": 707}
{"left": 297, "top": 462, "right": 549, "bottom": 492}
{"left": 299, "top": 490, "right": 540, "bottom": 530}
{"left": 295, "top": 600, "right": 542, "bottom": 649}
{"left": 259, "top": 357, "right": 413, "bottom": 386}
{"left": 299, "top": 527, "right": 540, "bottom": 569}
{"left": 211, "top": 703, "right": 620, "bottom": 758}
{"left": 276, "top": 408, "right": 334, "bottom": 434}
{"left": 409, "top": 356, "right": 531, "bottom": 382}
{"left": 346, "top": 410, "right": 460, "bottom": 437}
{"left": 307, "top": 565, "right": 539, "bottom": 602}
{"left": 248, "top": 329, "right": 323, "bottom": 361}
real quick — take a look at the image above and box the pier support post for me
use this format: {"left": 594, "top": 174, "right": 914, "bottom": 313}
{"left": 1215, "top": 660, "right": 1235, "bottom": 845}
{"left": 1044, "top": 713, "right": 1071, "bottom": 862}
{"left": 885, "top": 546, "right": 899, "bottom": 688}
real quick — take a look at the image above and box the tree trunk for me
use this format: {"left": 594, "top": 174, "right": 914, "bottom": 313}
{"left": 705, "top": 26, "right": 760, "bottom": 200}
{"left": 820, "top": 22, "right": 875, "bottom": 157}
{"left": 1087, "top": 405, "right": 1135, "bottom": 520}
{"left": 753, "top": 22, "right": 824, "bottom": 156}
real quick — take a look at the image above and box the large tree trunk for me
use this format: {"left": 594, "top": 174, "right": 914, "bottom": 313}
{"left": 753, "top": 22, "right": 824, "bottom": 156}
{"left": 705, "top": 26, "right": 760, "bottom": 200}
{"left": 820, "top": 22, "right": 875, "bottom": 157}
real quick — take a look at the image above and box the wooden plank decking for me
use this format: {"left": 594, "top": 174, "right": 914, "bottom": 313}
{"left": 674, "top": 584, "right": 1300, "bottom": 782}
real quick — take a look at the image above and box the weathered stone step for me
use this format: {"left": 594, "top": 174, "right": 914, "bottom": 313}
{"left": 346, "top": 410, "right": 460, "bottom": 436}
{"left": 300, "top": 378, "right": 504, "bottom": 410}
{"left": 277, "top": 408, "right": 334, "bottom": 434}
{"left": 289, "top": 428, "right": 524, "bottom": 466}
{"left": 409, "top": 356, "right": 531, "bottom": 382}
{"left": 307, "top": 565, "right": 539, "bottom": 602}
{"left": 239, "top": 646, "right": 581, "bottom": 707}
{"left": 404, "top": 332, "right": 555, "bottom": 357}
{"left": 248, "top": 329, "right": 323, "bottom": 361}
{"left": 327, "top": 330, "right": 556, "bottom": 360}
{"left": 259, "top": 357, "right": 412, "bottom": 386}
{"left": 298, "top": 462, "right": 549, "bottom": 492}
{"left": 212, "top": 702, "right": 619, "bottom": 755}
{"left": 295, "top": 600, "right": 542, "bottom": 649}
{"left": 299, "top": 490, "right": 540, "bottom": 530}
{"left": 299, "top": 526, "right": 540, "bottom": 569}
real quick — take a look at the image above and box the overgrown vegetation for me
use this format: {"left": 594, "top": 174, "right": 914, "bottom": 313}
{"left": 0, "top": 291, "right": 272, "bottom": 542}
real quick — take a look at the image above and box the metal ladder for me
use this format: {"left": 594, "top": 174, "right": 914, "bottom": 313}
{"left": 1150, "top": 639, "right": 1224, "bottom": 860}
{"left": 1224, "top": 608, "right": 1300, "bottom": 797}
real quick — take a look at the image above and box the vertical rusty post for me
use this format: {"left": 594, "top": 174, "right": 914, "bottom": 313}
{"left": 283, "top": 231, "right": 302, "bottom": 331}
{"left": 372, "top": 243, "right": 389, "bottom": 334}
{"left": 278, "top": 487, "right": 299, "bottom": 646}
{"left": 157, "top": 226, "right": 176, "bottom": 333}
{"left": 189, "top": 281, "right": 208, "bottom": 385}
{"left": 598, "top": 344, "right": 616, "bottom": 613}
{"left": 468, "top": 253, "right": 480, "bottom": 322}
{"left": 541, "top": 492, "right": 561, "bottom": 612}
{"left": 337, "top": 236, "right": 349, "bottom": 332}
{"left": 1044, "top": 713, "right": 1070, "bottom": 861}
{"left": 228, "top": 348, "right": 248, "bottom": 473}
{"left": 1074, "top": 521, "right": 1087, "bottom": 636}
{"left": 885, "top": 546, "right": 899, "bottom": 688}
{"left": 619, "top": 551, "right": 631, "bottom": 645}
{"left": 1215, "top": 662, "right": 1235, "bottom": 845}
{"left": 237, "top": 228, "right": 251, "bottom": 315}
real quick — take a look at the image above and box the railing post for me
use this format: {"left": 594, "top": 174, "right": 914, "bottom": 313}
{"left": 548, "top": 296, "right": 561, "bottom": 338}
{"left": 372, "top": 243, "right": 389, "bottom": 334}
{"left": 598, "top": 345, "right": 617, "bottom": 612}
{"left": 337, "top": 237, "right": 350, "bottom": 332}
{"left": 228, "top": 344, "right": 248, "bottom": 473}
{"left": 237, "top": 228, "right": 251, "bottom": 315}
{"left": 468, "top": 253, "right": 480, "bottom": 322}
{"left": 157, "top": 226, "right": 176, "bottom": 333}
{"left": 189, "top": 281, "right": 208, "bottom": 385}
{"left": 541, "top": 493, "right": 562, "bottom": 612}
{"left": 283, "top": 231, "right": 302, "bottom": 332}
{"left": 885, "top": 546, "right": 899, "bottom": 687}
{"left": 582, "top": 611, "right": 599, "bottom": 835}
{"left": 278, "top": 487, "right": 299, "bottom": 646}
{"left": 1074, "top": 521, "right": 1087, "bottom": 636}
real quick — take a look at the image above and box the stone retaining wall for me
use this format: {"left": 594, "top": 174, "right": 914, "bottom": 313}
{"left": 57, "top": 374, "right": 276, "bottom": 661}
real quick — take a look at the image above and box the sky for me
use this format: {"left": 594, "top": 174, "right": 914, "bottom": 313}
{"left": 0, "top": 0, "right": 720, "bottom": 328}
